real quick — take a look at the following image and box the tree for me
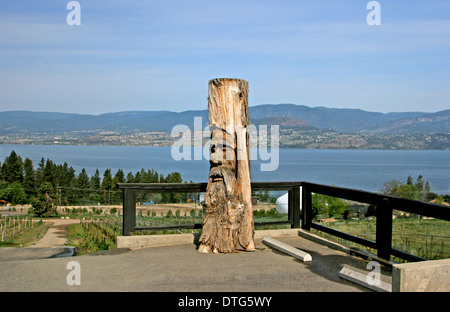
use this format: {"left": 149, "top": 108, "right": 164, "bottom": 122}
{"left": 77, "top": 168, "right": 90, "bottom": 204}
{"left": 53, "top": 162, "right": 76, "bottom": 205}
{"left": 126, "top": 171, "right": 135, "bottom": 183}
{"left": 415, "top": 175, "right": 426, "bottom": 201}
{"left": 53, "top": 162, "right": 75, "bottom": 188}
{"left": 113, "top": 169, "right": 125, "bottom": 184}
{"left": 381, "top": 179, "right": 417, "bottom": 200}
{"left": 30, "top": 182, "right": 56, "bottom": 217}
{"left": 101, "top": 169, "right": 113, "bottom": 204}
{"left": 406, "top": 175, "right": 414, "bottom": 186}
{"left": 30, "top": 197, "right": 47, "bottom": 217}
{"left": 3, "top": 182, "right": 27, "bottom": 205}
{"left": 147, "top": 169, "right": 159, "bottom": 183}
{"left": 90, "top": 169, "right": 101, "bottom": 190}
{"left": 35, "top": 157, "right": 46, "bottom": 186}
{"left": 89, "top": 169, "right": 102, "bottom": 203}
{"left": 23, "top": 158, "right": 37, "bottom": 199}
{"left": 380, "top": 175, "right": 432, "bottom": 202}
{"left": 39, "top": 182, "right": 55, "bottom": 202}
{"left": 101, "top": 169, "right": 113, "bottom": 190}
{"left": 42, "top": 159, "right": 54, "bottom": 185}
{"left": 312, "top": 193, "right": 328, "bottom": 219}
{"left": 112, "top": 169, "right": 125, "bottom": 204}
{"left": 134, "top": 171, "right": 142, "bottom": 183}
{"left": 424, "top": 181, "right": 431, "bottom": 194}
{"left": 415, "top": 175, "right": 425, "bottom": 190}
{"left": 1, "top": 151, "right": 23, "bottom": 183}
{"left": 328, "top": 197, "right": 348, "bottom": 218}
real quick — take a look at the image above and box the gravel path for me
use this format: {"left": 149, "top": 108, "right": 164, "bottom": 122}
{"left": 30, "top": 218, "right": 80, "bottom": 248}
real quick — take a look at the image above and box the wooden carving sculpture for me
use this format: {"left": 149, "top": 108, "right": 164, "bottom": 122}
{"left": 198, "top": 78, "right": 255, "bottom": 254}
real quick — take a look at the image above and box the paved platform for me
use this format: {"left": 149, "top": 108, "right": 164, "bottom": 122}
{"left": 0, "top": 235, "right": 392, "bottom": 292}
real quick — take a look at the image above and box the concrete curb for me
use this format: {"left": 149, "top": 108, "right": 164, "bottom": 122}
{"left": 339, "top": 267, "right": 392, "bottom": 292}
{"left": 262, "top": 237, "right": 312, "bottom": 262}
{"left": 117, "top": 228, "right": 301, "bottom": 249}
{"left": 117, "top": 233, "right": 199, "bottom": 249}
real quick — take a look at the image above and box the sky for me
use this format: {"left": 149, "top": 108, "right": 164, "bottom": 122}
{"left": 0, "top": 0, "right": 449, "bottom": 115}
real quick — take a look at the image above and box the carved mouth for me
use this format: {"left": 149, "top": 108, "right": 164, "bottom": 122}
{"left": 211, "top": 173, "right": 224, "bottom": 182}
{"left": 210, "top": 166, "right": 224, "bottom": 182}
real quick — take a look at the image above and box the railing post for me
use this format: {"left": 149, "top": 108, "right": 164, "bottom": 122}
{"left": 122, "top": 188, "right": 136, "bottom": 236}
{"left": 376, "top": 198, "right": 392, "bottom": 260}
{"left": 301, "top": 184, "right": 312, "bottom": 231}
{"left": 288, "top": 188, "right": 293, "bottom": 226}
{"left": 291, "top": 185, "right": 301, "bottom": 228}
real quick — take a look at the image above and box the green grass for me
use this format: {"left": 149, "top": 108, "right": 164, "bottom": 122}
{"left": 65, "top": 222, "right": 117, "bottom": 255}
{"left": 0, "top": 220, "right": 49, "bottom": 247}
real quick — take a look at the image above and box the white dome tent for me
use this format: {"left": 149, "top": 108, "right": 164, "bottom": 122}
{"left": 275, "top": 193, "right": 289, "bottom": 213}
{"left": 275, "top": 192, "right": 302, "bottom": 214}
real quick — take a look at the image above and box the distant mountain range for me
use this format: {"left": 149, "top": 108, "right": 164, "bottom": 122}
{"left": 0, "top": 104, "right": 449, "bottom": 135}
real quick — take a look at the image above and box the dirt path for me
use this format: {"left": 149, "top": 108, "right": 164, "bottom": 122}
{"left": 30, "top": 218, "right": 80, "bottom": 248}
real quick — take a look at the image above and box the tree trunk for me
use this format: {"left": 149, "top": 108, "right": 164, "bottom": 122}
{"left": 198, "top": 78, "right": 255, "bottom": 253}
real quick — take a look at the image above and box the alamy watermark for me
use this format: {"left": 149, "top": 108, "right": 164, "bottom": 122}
{"left": 366, "top": 260, "right": 381, "bottom": 286}
{"left": 66, "top": 260, "right": 81, "bottom": 286}
{"left": 367, "top": 1, "right": 381, "bottom": 26}
{"left": 66, "top": 1, "right": 81, "bottom": 26}
{"left": 170, "top": 117, "right": 280, "bottom": 172}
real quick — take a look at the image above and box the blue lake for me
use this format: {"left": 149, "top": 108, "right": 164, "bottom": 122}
{"left": 0, "top": 144, "right": 449, "bottom": 194}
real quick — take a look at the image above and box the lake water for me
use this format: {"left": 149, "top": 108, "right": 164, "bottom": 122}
{"left": 0, "top": 144, "right": 449, "bottom": 194}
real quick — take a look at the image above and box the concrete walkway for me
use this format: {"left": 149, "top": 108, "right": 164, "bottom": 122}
{"left": 0, "top": 234, "right": 392, "bottom": 292}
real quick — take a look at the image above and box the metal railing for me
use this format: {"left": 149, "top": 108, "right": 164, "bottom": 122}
{"left": 118, "top": 181, "right": 450, "bottom": 262}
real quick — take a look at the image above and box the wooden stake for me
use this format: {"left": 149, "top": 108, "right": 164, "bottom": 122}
{"left": 198, "top": 78, "right": 255, "bottom": 253}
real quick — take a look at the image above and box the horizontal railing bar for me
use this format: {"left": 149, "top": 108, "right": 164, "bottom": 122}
{"left": 387, "top": 197, "right": 450, "bottom": 221}
{"left": 390, "top": 248, "right": 427, "bottom": 262}
{"left": 302, "top": 182, "right": 384, "bottom": 205}
{"left": 303, "top": 181, "right": 450, "bottom": 220}
{"left": 311, "top": 222, "right": 378, "bottom": 250}
{"left": 252, "top": 182, "right": 301, "bottom": 191}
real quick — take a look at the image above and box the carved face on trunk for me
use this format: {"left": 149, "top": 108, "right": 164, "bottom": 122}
{"left": 208, "top": 126, "right": 237, "bottom": 195}
{"left": 209, "top": 126, "right": 235, "bottom": 170}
